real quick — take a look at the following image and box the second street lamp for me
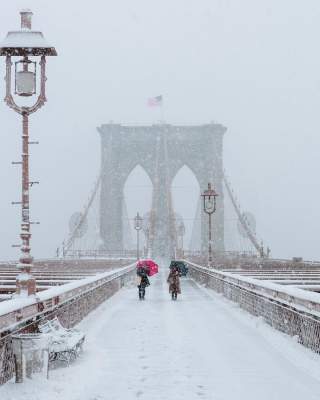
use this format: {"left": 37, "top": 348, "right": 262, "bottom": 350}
{"left": 134, "top": 212, "right": 143, "bottom": 260}
{"left": 201, "top": 183, "right": 218, "bottom": 268}
{"left": 0, "top": 10, "right": 57, "bottom": 295}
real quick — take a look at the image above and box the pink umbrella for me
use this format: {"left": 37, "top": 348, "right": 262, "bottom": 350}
{"left": 136, "top": 259, "right": 159, "bottom": 276}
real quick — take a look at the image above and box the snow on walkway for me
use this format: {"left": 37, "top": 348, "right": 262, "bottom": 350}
{"left": 2, "top": 266, "right": 320, "bottom": 400}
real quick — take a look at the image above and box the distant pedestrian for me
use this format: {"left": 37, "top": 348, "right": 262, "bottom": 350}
{"left": 137, "top": 267, "right": 150, "bottom": 300}
{"left": 167, "top": 267, "right": 181, "bottom": 300}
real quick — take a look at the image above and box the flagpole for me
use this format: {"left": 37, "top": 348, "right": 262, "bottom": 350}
{"left": 147, "top": 95, "right": 165, "bottom": 123}
{"left": 160, "top": 101, "right": 165, "bottom": 124}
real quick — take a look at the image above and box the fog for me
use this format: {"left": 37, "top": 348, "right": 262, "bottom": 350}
{"left": 0, "top": 0, "right": 319, "bottom": 261}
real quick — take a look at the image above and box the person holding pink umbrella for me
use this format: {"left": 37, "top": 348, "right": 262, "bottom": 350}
{"left": 136, "top": 259, "right": 159, "bottom": 300}
{"left": 136, "top": 266, "right": 150, "bottom": 300}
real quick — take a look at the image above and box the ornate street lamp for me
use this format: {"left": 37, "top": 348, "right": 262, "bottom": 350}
{"left": 134, "top": 212, "right": 143, "bottom": 260}
{"left": 0, "top": 10, "right": 57, "bottom": 295}
{"left": 201, "top": 183, "right": 218, "bottom": 267}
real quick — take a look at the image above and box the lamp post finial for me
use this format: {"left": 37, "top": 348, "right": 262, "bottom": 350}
{"left": 20, "top": 9, "right": 33, "bottom": 30}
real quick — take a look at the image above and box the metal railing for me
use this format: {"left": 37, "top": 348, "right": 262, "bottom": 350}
{"left": 0, "top": 264, "right": 135, "bottom": 385}
{"left": 186, "top": 261, "right": 320, "bottom": 354}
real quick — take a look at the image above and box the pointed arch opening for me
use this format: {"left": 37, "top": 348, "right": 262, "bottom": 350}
{"left": 123, "top": 165, "right": 153, "bottom": 251}
{"left": 171, "top": 165, "right": 200, "bottom": 252}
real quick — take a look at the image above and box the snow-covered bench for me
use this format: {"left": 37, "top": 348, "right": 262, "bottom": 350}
{"left": 38, "top": 317, "right": 85, "bottom": 364}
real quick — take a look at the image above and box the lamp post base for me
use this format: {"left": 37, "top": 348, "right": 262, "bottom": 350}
{"left": 16, "top": 251, "right": 36, "bottom": 296}
{"left": 16, "top": 270, "right": 36, "bottom": 296}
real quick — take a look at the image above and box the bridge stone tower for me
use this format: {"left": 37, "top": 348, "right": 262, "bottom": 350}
{"left": 98, "top": 123, "right": 226, "bottom": 259}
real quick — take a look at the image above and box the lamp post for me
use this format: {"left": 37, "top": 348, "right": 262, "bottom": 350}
{"left": 201, "top": 183, "right": 218, "bottom": 268}
{"left": 0, "top": 10, "right": 57, "bottom": 295}
{"left": 260, "top": 241, "right": 265, "bottom": 258}
{"left": 134, "top": 212, "right": 143, "bottom": 260}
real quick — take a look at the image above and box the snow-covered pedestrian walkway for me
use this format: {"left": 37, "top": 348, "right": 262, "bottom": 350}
{"left": 2, "top": 266, "right": 320, "bottom": 400}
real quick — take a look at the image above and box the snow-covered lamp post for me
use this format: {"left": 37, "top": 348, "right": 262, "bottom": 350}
{"left": 0, "top": 10, "right": 57, "bottom": 296}
{"left": 201, "top": 183, "right": 218, "bottom": 268}
{"left": 134, "top": 212, "right": 143, "bottom": 260}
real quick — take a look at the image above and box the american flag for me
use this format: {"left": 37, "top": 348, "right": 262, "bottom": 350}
{"left": 147, "top": 95, "right": 163, "bottom": 107}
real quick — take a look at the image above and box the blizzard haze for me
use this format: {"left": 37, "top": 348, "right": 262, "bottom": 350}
{"left": 0, "top": 0, "right": 319, "bottom": 260}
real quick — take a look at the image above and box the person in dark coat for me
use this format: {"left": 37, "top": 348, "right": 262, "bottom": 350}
{"left": 167, "top": 267, "right": 181, "bottom": 300}
{"left": 137, "top": 267, "right": 150, "bottom": 300}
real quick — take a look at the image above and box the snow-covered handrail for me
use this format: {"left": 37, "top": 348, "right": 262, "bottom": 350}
{"left": 0, "top": 263, "right": 135, "bottom": 334}
{"left": 186, "top": 261, "right": 320, "bottom": 317}
{"left": 186, "top": 261, "right": 320, "bottom": 355}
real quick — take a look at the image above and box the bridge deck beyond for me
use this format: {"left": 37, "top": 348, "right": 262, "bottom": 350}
{"left": 1, "top": 266, "right": 320, "bottom": 400}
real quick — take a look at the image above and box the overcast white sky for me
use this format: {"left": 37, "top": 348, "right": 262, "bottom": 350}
{"left": 0, "top": 0, "right": 319, "bottom": 260}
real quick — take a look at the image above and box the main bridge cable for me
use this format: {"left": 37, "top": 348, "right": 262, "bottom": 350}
{"left": 208, "top": 134, "right": 267, "bottom": 257}
{"left": 223, "top": 172, "right": 267, "bottom": 257}
{"left": 63, "top": 173, "right": 102, "bottom": 256}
